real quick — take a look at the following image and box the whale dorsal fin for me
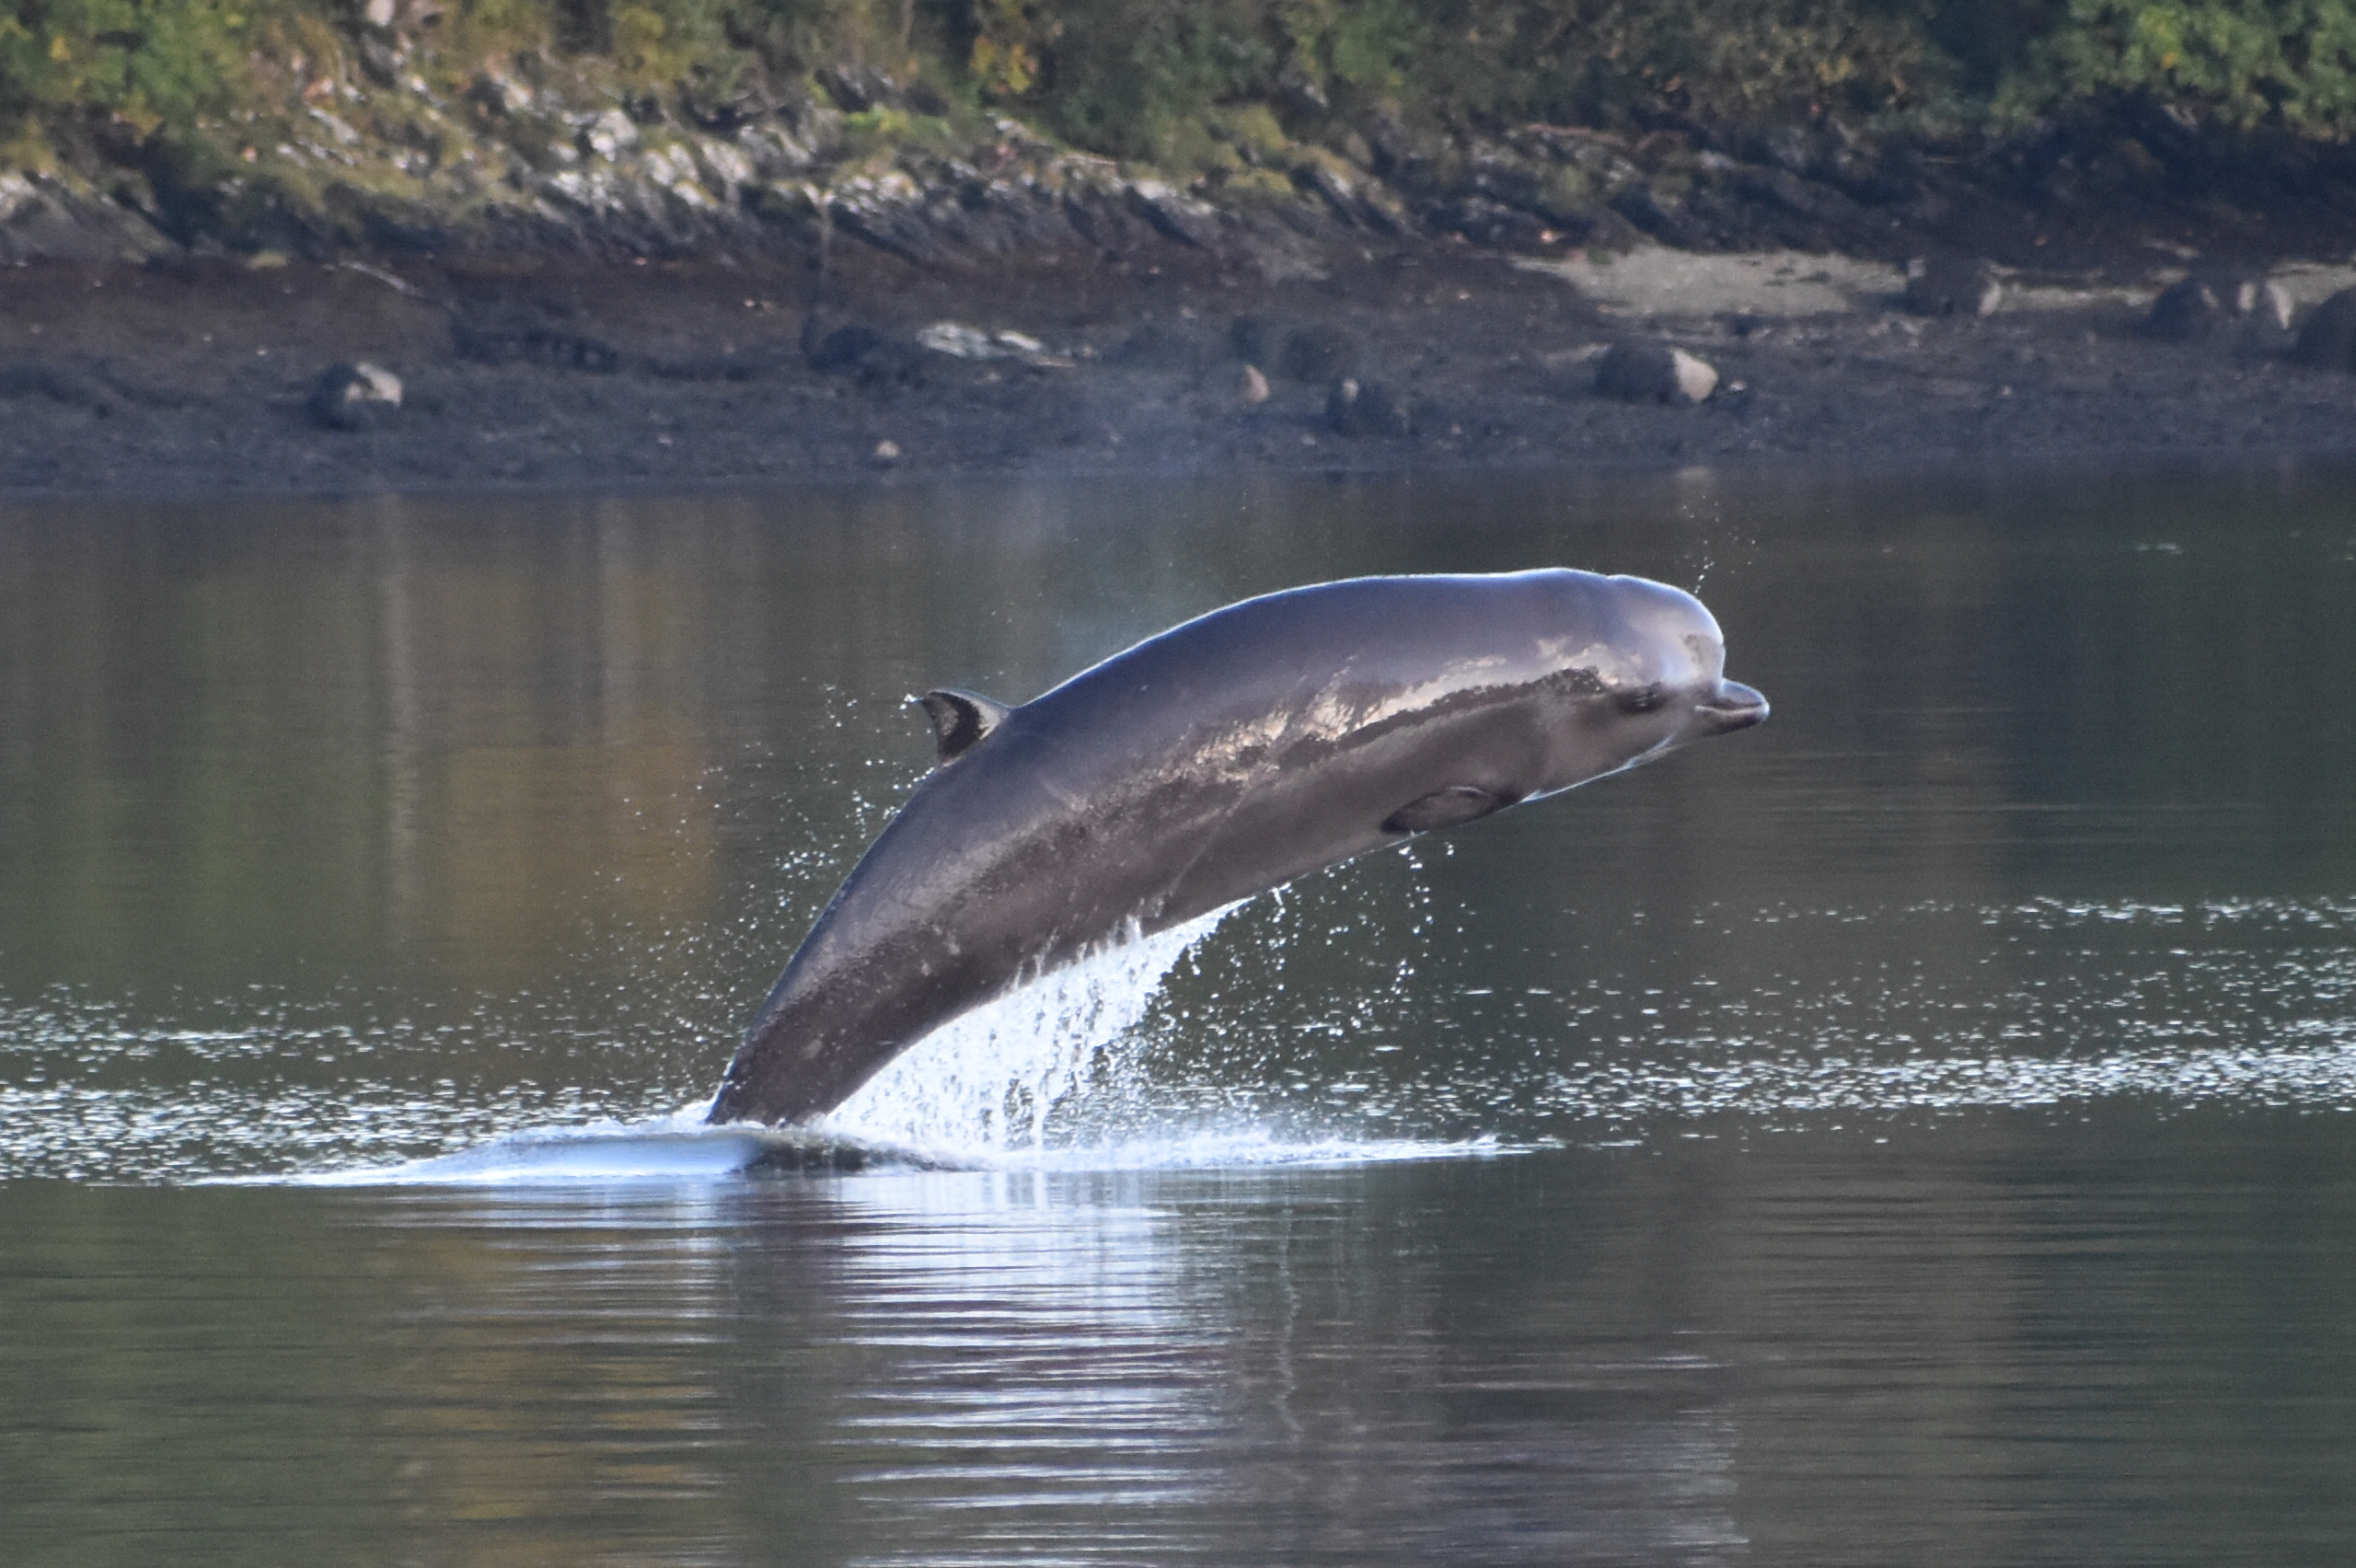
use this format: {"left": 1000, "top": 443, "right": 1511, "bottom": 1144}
{"left": 1383, "top": 785, "right": 1510, "bottom": 836}
{"left": 918, "top": 688, "right": 1013, "bottom": 765}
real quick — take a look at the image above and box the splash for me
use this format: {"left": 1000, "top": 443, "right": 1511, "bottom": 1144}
{"left": 289, "top": 1108, "right": 774, "bottom": 1185}
{"left": 820, "top": 909, "right": 1233, "bottom": 1159}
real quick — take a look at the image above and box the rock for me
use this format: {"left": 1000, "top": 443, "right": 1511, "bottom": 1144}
{"left": 0, "top": 171, "right": 174, "bottom": 265}
{"left": 2292, "top": 287, "right": 2356, "bottom": 371}
{"left": 1124, "top": 179, "right": 1223, "bottom": 248}
{"left": 803, "top": 315, "right": 885, "bottom": 371}
{"left": 1593, "top": 342, "right": 1718, "bottom": 405}
{"left": 2249, "top": 277, "right": 2296, "bottom": 331}
{"left": 2147, "top": 272, "right": 2293, "bottom": 340}
{"left": 1903, "top": 254, "right": 2002, "bottom": 317}
{"left": 2145, "top": 274, "right": 2230, "bottom": 340}
{"left": 915, "top": 322, "right": 1071, "bottom": 367}
{"left": 819, "top": 63, "right": 900, "bottom": 113}
{"left": 580, "top": 108, "right": 640, "bottom": 162}
{"left": 307, "top": 362, "right": 402, "bottom": 431}
{"left": 1611, "top": 186, "right": 1713, "bottom": 250}
{"left": 870, "top": 438, "right": 903, "bottom": 467}
{"left": 1279, "top": 325, "right": 1358, "bottom": 384}
{"left": 802, "top": 312, "right": 926, "bottom": 386}
{"left": 1326, "top": 376, "right": 1411, "bottom": 438}
{"left": 1239, "top": 364, "right": 1272, "bottom": 405}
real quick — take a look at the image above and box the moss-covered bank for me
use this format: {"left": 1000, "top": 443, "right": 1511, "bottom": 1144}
{"left": 11, "top": 0, "right": 2356, "bottom": 264}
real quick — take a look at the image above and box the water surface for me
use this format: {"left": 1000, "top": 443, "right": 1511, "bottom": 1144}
{"left": 3, "top": 467, "right": 2353, "bottom": 1563}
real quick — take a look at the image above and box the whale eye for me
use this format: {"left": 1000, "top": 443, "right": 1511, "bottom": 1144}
{"left": 1613, "top": 685, "right": 1665, "bottom": 715}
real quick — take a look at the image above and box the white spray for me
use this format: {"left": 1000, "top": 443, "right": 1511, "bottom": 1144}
{"left": 821, "top": 909, "right": 1232, "bottom": 1159}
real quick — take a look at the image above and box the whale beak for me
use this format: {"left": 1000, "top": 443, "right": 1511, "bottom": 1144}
{"left": 1692, "top": 679, "right": 1769, "bottom": 735}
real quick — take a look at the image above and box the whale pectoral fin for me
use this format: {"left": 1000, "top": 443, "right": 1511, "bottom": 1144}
{"left": 918, "top": 688, "right": 1014, "bottom": 765}
{"left": 1383, "top": 785, "right": 1510, "bottom": 835}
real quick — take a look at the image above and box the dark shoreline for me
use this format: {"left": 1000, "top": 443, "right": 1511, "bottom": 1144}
{"left": 6, "top": 236, "right": 2356, "bottom": 500}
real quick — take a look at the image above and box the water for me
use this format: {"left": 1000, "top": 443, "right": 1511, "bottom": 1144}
{"left": 4, "top": 467, "right": 2355, "bottom": 1562}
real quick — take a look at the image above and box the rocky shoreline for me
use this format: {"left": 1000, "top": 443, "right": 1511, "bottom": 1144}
{"left": 9, "top": 233, "right": 2356, "bottom": 498}
{"left": 13, "top": 65, "right": 2356, "bottom": 497}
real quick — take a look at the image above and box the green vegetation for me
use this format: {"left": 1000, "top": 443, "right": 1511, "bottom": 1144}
{"left": 6, "top": 0, "right": 2356, "bottom": 204}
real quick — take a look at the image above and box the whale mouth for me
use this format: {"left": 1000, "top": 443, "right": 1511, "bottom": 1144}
{"left": 1692, "top": 679, "right": 1770, "bottom": 734}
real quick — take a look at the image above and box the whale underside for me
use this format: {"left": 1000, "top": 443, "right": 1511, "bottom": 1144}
{"left": 709, "top": 570, "right": 1768, "bottom": 1127}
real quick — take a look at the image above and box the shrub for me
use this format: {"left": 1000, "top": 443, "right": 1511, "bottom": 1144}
{"left": 2004, "top": 0, "right": 2356, "bottom": 136}
{"left": 0, "top": 0, "right": 309, "bottom": 135}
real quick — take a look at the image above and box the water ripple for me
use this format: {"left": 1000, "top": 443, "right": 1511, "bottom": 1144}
{"left": 3, "top": 896, "right": 2351, "bottom": 1182}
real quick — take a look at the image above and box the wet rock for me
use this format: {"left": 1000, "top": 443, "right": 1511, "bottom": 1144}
{"left": 2292, "top": 287, "right": 2356, "bottom": 371}
{"left": 2147, "top": 272, "right": 2294, "bottom": 340}
{"left": 452, "top": 309, "right": 619, "bottom": 373}
{"left": 0, "top": 172, "right": 174, "bottom": 265}
{"left": 1291, "top": 152, "right": 1407, "bottom": 235}
{"left": 1611, "top": 186, "right": 1711, "bottom": 250}
{"left": 1903, "top": 255, "right": 2001, "bottom": 317}
{"left": 307, "top": 362, "right": 402, "bottom": 431}
{"left": 1238, "top": 364, "right": 1272, "bottom": 405}
{"left": 802, "top": 313, "right": 885, "bottom": 371}
{"left": 2250, "top": 276, "right": 2296, "bottom": 331}
{"left": 916, "top": 322, "right": 1072, "bottom": 367}
{"left": 1326, "top": 376, "right": 1411, "bottom": 438}
{"left": 2146, "top": 274, "right": 2232, "bottom": 340}
{"left": 802, "top": 311, "right": 925, "bottom": 386}
{"left": 1427, "top": 194, "right": 1553, "bottom": 249}
{"left": 1593, "top": 341, "right": 1719, "bottom": 405}
{"left": 1732, "top": 165, "right": 1874, "bottom": 240}
{"left": 580, "top": 108, "right": 640, "bottom": 162}
{"left": 1279, "top": 325, "right": 1358, "bottom": 384}
{"left": 819, "top": 63, "right": 900, "bottom": 114}
{"left": 1125, "top": 179, "right": 1223, "bottom": 248}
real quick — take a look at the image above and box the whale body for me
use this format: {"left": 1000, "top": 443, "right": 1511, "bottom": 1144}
{"left": 710, "top": 570, "right": 1768, "bottom": 1126}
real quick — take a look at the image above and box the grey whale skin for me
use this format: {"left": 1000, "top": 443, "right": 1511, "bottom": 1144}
{"left": 710, "top": 570, "right": 1768, "bottom": 1126}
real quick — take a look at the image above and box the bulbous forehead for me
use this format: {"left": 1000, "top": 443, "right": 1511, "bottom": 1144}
{"left": 1527, "top": 571, "right": 1726, "bottom": 686}
{"left": 1611, "top": 574, "right": 1727, "bottom": 681}
{"left": 1607, "top": 574, "right": 1724, "bottom": 646}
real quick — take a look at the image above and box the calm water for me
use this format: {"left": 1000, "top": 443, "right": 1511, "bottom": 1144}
{"left": 4, "top": 467, "right": 2354, "bottom": 1563}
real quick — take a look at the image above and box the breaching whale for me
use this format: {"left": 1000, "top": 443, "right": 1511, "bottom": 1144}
{"left": 710, "top": 570, "right": 1767, "bottom": 1126}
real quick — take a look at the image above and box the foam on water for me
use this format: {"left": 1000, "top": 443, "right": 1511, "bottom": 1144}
{"left": 276, "top": 905, "right": 1351, "bottom": 1186}
{"left": 815, "top": 911, "right": 1230, "bottom": 1159}
{"left": 7, "top": 895, "right": 2355, "bottom": 1183}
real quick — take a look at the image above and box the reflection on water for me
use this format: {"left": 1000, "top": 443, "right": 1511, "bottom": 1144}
{"left": 5, "top": 1128, "right": 2352, "bottom": 1567}
{"left": 3, "top": 467, "right": 2356, "bottom": 1562}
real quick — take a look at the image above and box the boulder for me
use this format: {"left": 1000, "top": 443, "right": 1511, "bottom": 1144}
{"left": 1593, "top": 342, "right": 1718, "bottom": 406}
{"left": 2147, "top": 272, "right": 2294, "bottom": 340}
{"left": 801, "top": 312, "right": 926, "bottom": 386}
{"left": 1902, "top": 254, "right": 2001, "bottom": 317}
{"left": 307, "top": 362, "right": 402, "bottom": 431}
{"left": 1325, "top": 376, "right": 1411, "bottom": 438}
{"left": 2292, "top": 288, "right": 2356, "bottom": 372}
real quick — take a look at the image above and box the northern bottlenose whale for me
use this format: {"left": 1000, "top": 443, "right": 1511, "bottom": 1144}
{"left": 710, "top": 570, "right": 1767, "bottom": 1126}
